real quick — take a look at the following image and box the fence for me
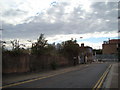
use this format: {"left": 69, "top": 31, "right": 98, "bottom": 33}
{"left": 2, "top": 52, "right": 69, "bottom": 73}
{"left": 95, "top": 54, "right": 118, "bottom": 62}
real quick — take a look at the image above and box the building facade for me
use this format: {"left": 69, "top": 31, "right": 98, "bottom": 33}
{"left": 102, "top": 39, "right": 120, "bottom": 54}
{"left": 79, "top": 43, "right": 93, "bottom": 63}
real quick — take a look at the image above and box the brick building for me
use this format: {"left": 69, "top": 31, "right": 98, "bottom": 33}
{"left": 79, "top": 43, "right": 93, "bottom": 63}
{"left": 102, "top": 39, "right": 120, "bottom": 54}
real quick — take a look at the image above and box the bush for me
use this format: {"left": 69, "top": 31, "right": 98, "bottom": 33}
{"left": 50, "top": 61, "right": 58, "bottom": 70}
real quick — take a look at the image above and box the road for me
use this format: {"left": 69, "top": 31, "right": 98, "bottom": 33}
{"left": 3, "top": 63, "right": 110, "bottom": 88}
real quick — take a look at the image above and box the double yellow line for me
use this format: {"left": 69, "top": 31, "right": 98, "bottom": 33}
{"left": 1, "top": 64, "right": 112, "bottom": 89}
{"left": 1, "top": 69, "right": 72, "bottom": 88}
{"left": 1, "top": 74, "right": 58, "bottom": 88}
{"left": 93, "top": 64, "right": 112, "bottom": 89}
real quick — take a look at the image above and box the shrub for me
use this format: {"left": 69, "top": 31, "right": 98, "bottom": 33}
{"left": 50, "top": 61, "right": 58, "bottom": 70}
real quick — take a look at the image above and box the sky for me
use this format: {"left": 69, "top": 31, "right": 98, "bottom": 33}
{"left": 0, "top": 0, "right": 119, "bottom": 49}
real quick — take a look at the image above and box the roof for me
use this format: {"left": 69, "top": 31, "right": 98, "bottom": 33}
{"left": 109, "top": 39, "right": 120, "bottom": 44}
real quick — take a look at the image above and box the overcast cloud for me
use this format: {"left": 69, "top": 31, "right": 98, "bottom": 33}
{"left": 1, "top": 0, "right": 119, "bottom": 49}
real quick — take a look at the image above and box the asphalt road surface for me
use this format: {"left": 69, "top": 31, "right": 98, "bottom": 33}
{"left": 4, "top": 63, "right": 110, "bottom": 88}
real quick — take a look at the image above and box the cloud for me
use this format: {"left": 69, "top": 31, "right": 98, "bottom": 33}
{"left": 1, "top": 1, "right": 118, "bottom": 49}
{"left": 3, "top": 9, "right": 28, "bottom": 17}
{"left": 46, "top": 31, "right": 118, "bottom": 43}
{"left": 1, "top": 0, "right": 56, "bottom": 25}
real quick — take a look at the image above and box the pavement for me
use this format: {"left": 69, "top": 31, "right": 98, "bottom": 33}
{"left": 2, "top": 62, "right": 119, "bottom": 88}
{"left": 2, "top": 62, "right": 109, "bottom": 88}
{"left": 2, "top": 63, "right": 91, "bottom": 86}
{"left": 103, "top": 62, "right": 119, "bottom": 89}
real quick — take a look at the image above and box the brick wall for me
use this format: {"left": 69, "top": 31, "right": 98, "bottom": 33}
{"left": 2, "top": 53, "right": 30, "bottom": 73}
{"left": 102, "top": 43, "right": 118, "bottom": 54}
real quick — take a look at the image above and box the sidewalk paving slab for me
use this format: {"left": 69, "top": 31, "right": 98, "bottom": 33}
{"left": 103, "top": 62, "right": 119, "bottom": 89}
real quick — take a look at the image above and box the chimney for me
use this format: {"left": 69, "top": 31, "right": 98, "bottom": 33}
{"left": 108, "top": 38, "right": 110, "bottom": 43}
{"left": 81, "top": 43, "right": 84, "bottom": 48}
